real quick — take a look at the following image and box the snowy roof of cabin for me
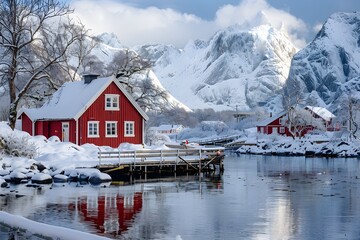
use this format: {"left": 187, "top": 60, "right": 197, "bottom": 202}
{"left": 157, "top": 124, "right": 184, "bottom": 130}
{"left": 20, "top": 76, "right": 148, "bottom": 121}
{"left": 257, "top": 111, "right": 286, "bottom": 126}
{"left": 305, "top": 106, "right": 335, "bottom": 121}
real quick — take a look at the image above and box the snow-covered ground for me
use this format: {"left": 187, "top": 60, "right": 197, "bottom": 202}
{"left": 232, "top": 127, "right": 360, "bottom": 157}
{"left": 0, "top": 211, "right": 110, "bottom": 240}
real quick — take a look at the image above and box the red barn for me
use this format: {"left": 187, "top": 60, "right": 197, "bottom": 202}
{"left": 18, "top": 75, "right": 149, "bottom": 148}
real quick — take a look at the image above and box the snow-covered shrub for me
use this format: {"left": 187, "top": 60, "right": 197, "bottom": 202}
{"left": 0, "top": 134, "right": 37, "bottom": 158}
{"left": 199, "top": 121, "right": 228, "bottom": 134}
{"left": 146, "top": 132, "right": 171, "bottom": 146}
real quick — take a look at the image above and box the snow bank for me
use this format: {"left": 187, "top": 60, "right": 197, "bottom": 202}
{"left": 0, "top": 211, "right": 110, "bottom": 240}
{"left": 237, "top": 136, "right": 360, "bottom": 157}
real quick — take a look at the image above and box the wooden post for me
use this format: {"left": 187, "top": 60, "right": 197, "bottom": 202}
{"left": 160, "top": 149, "right": 163, "bottom": 168}
{"left": 98, "top": 147, "right": 101, "bottom": 166}
{"left": 118, "top": 149, "right": 121, "bottom": 165}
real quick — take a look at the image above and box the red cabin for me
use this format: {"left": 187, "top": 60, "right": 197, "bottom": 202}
{"left": 18, "top": 75, "right": 149, "bottom": 148}
{"left": 257, "top": 106, "right": 338, "bottom": 138}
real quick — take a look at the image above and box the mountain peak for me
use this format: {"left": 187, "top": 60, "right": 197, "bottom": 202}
{"left": 140, "top": 24, "right": 297, "bottom": 111}
{"left": 96, "top": 32, "right": 123, "bottom": 49}
{"left": 285, "top": 11, "right": 360, "bottom": 112}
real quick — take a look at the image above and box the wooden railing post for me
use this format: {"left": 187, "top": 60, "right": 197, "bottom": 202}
{"left": 118, "top": 148, "right": 121, "bottom": 165}
{"left": 160, "top": 149, "right": 163, "bottom": 167}
{"left": 98, "top": 147, "right": 101, "bottom": 166}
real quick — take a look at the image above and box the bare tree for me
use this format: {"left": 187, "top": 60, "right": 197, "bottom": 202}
{"left": 281, "top": 79, "right": 326, "bottom": 138}
{"left": 0, "top": 0, "right": 86, "bottom": 129}
{"left": 60, "top": 25, "right": 99, "bottom": 82}
{"left": 106, "top": 49, "right": 169, "bottom": 112}
{"left": 284, "top": 106, "right": 324, "bottom": 139}
{"left": 105, "top": 49, "right": 151, "bottom": 78}
{"left": 80, "top": 54, "right": 105, "bottom": 76}
{"left": 336, "top": 93, "right": 360, "bottom": 139}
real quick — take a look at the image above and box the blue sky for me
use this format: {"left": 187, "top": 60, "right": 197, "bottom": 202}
{"left": 70, "top": 0, "right": 360, "bottom": 48}
{"left": 119, "top": 0, "right": 359, "bottom": 24}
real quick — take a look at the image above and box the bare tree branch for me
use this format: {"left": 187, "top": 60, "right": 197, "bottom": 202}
{"left": 0, "top": 0, "right": 86, "bottom": 129}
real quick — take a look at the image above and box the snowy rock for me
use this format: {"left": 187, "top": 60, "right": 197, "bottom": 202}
{"left": 0, "top": 169, "right": 10, "bottom": 176}
{"left": 0, "top": 178, "right": 7, "bottom": 188}
{"left": 9, "top": 171, "right": 28, "bottom": 184}
{"left": 48, "top": 136, "right": 60, "bottom": 142}
{"left": 78, "top": 173, "right": 89, "bottom": 182}
{"left": 26, "top": 172, "right": 35, "bottom": 178}
{"left": 31, "top": 173, "right": 53, "bottom": 184}
{"left": 89, "top": 172, "right": 112, "bottom": 185}
{"left": 41, "top": 169, "right": 50, "bottom": 175}
{"left": 53, "top": 174, "right": 68, "bottom": 183}
{"left": 34, "top": 163, "right": 47, "bottom": 172}
{"left": 11, "top": 167, "right": 29, "bottom": 174}
{"left": 68, "top": 171, "right": 78, "bottom": 182}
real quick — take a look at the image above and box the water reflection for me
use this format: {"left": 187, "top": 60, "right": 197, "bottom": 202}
{"left": 2, "top": 155, "right": 360, "bottom": 239}
{"left": 256, "top": 155, "right": 360, "bottom": 240}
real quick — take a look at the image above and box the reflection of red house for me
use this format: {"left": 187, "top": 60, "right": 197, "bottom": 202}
{"left": 18, "top": 75, "right": 149, "bottom": 147}
{"left": 257, "top": 106, "right": 339, "bottom": 137}
{"left": 71, "top": 192, "right": 143, "bottom": 235}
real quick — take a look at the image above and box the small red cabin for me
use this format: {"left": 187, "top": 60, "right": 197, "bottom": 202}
{"left": 18, "top": 75, "right": 148, "bottom": 148}
{"left": 257, "top": 106, "right": 338, "bottom": 137}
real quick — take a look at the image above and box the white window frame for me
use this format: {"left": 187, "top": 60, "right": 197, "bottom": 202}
{"left": 280, "top": 127, "right": 285, "bottom": 134}
{"left": 124, "top": 121, "right": 135, "bottom": 137}
{"left": 105, "top": 94, "right": 119, "bottom": 110}
{"left": 279, "top": 117, "right": 286, "bottom": 125}
{"left": 106, "top": 121, "right": 118, "bottom": 138}
{"left": 88, "top": 121, "right": 99, "bottom": 138}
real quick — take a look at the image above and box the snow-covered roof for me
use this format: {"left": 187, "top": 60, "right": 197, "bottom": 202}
{"left": 157, "top": 124, "right": 184, "bottom": 130}
{"left": 305, "top": 106, "right": 335, "bottom": 121}
{"left": 257, "top": 111, "right": 286, "bottom": 126}
{"left": 20, "top": 76, "right": 148, "bottom": 121}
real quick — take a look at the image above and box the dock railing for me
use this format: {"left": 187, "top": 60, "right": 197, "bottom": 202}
{"left": 97, "top": 147, "right": 224, "bottom": 167}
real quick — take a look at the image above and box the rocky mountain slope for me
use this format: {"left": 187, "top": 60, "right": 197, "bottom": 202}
{"left": 284, "top": 12, "right": 360, "bottom": 112}
{"left": 135, "top": 25, "right": 297, "bottom": 111}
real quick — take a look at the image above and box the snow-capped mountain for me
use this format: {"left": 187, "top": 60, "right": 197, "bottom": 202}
{"left": 284, "top": 12, "right": 360, "bottom": 111}
{"left": 135, "top": 25, "right": 297, "bottom": 111}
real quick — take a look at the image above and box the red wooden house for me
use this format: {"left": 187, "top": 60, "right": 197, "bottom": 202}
{"left": 18, "top": 74, "right": 149, "bottom": 148}
{"left": 257, "top": 106, "right": 337, "bottom": 137}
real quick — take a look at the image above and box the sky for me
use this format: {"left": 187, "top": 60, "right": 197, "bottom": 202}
{"left": 69, "top": 0, "right": 360, "bottom": 48}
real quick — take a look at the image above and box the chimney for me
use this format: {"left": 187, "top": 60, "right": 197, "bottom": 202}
{"left": 83, "top": 73, "right": 100, "bottom": 84}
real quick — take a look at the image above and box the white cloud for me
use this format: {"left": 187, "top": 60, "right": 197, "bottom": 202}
{"left": 70, "top": 0, "right": 214, "bottom": 47}
{"left": 70, "top": 0, "right": 308, "bottom": 48}
{"left": 313, "top": 22, "right": 324, "bottom": 33}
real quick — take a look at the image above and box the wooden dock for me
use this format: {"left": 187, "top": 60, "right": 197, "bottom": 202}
{"left": 97, "top": 147, "right": 225, "bottom": 180}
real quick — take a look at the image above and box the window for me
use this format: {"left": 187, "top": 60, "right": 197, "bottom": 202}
{"left": 124, "top": 121, "right": 135, "bottom": 137}
{"left": 105, "top": 94, "right": 119, "bottom": 110}
{"left": 279, "top": 117, "right": 286, "bottom": 125}
{"left": 280, "top": 127, "right": 285, "bottom": 134}
{"left": 88, "top": 121, "right": 99, "bottom": 137}
{"left": 106, "top": 121, "right": 117, "bottom": 137}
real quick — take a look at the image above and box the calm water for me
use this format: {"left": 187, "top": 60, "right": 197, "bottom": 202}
{"left": 2, "top": 153, "right": 360, "bottom": 240}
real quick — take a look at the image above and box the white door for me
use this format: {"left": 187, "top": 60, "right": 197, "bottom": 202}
{"left": 62, "top": 122, "right": 69, "bottom": 142}
{"left": 272, "top": 127, "right": 278, "bottom": 134}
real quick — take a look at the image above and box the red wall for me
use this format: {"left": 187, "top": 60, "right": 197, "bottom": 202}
{"left": 78, "top": 82, "right": 144, "bottom": 147}
{"left": 21, "top": 113, "right": 33, "bottom": 136}
{"left": 34, "top": 119, "right": 76, "bottom": 142}
{"left": 22, "top": 81, "right": 145, "bottom": 147}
